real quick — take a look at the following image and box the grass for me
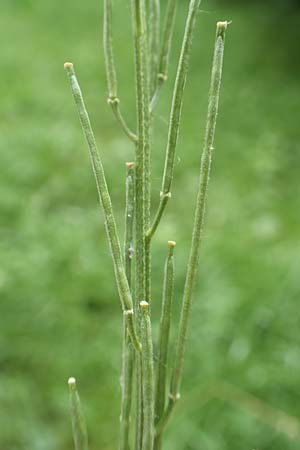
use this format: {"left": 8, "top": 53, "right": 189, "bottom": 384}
{"left": 1, "top": 1, "right": 300, "bottom": 449}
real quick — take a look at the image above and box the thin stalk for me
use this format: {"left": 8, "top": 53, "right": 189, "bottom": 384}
{"left": 140, "top": 301, "right": 155, "bottom": 450}
{"left": 103, "top": 0, "right": 137, "bottom": 142}
{"left": 150, "top": 0, "right": 177, "bottom": 112}
{"left": 147, "top": 0, "right": 201, "bottom": 240}
{"left": 149, "top": 0, "right": 160, "bottom": 97}
{"left": 64, "top": 63, "right": 141, "bottom": 353}
{"left": 154, "top": 241, "right": 176, "bottom": 450}
{"left": 119, "top": 163, "right": 135, "bottom": 450}
{"left": 68, "top": 377, "right": 88, "bottom": 450}
{"left": 159, "top": 21, "right": 229, "bottom": 432}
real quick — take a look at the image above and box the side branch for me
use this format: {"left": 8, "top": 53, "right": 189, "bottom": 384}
{"left": 64, "top": 62, "right": 141, "bottom": 353}
{"left": 103, "top": 0, "right": 137, "bottom": 142}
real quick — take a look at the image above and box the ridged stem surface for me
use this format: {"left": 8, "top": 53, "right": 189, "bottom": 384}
{"left": 131, "top": 1, "right": 151, "bottom": 447}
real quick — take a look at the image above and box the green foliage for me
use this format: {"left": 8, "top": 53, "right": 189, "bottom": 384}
{"left": 1, "top": 1, "right": 300, "bottom": 450}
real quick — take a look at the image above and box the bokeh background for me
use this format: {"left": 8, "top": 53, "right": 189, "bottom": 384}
{"left": 1, "top": 0, "right": 300, "bottom": 449}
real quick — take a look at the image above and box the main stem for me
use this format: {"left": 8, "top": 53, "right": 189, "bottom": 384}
{"left": 131, "top": 0, "right": 150, "bottom": 307}
{"left": 131, "top": 1, "right": 151, "bottom": 449}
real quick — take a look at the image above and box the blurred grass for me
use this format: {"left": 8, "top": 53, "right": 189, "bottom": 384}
{"left": 1, "top": 1, "right": 300, "bottom": 449}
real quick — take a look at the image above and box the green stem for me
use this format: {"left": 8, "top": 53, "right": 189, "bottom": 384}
{"left": 140, "top": 301, "right": 155, "bottom": 450}
{"left": 119, "top": 163, "right": 135, "bottom": 450}
{"left": 147, "top": 0, "right": 201, "bottom": 240}
{"left": 163, "top": 20, "right": 229, "bottom": 430}
{"left": 64, "top": 63, "right": 141, "bottom": 353}
{"left": 68, "top": 378, "right": 88, "bottom": 450}
{"left": 150, "top": 0, "right": 177, "bottom": 112}
{"left": 103, "top": 0, "right": 137, "bottom": 142}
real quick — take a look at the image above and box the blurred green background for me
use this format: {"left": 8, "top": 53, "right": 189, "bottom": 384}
{"left": 1, "top": 0, "right": 300, "bottom": 449}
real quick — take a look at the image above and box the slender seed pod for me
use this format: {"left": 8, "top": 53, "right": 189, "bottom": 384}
{"left": 68, "top": 378, "right": 88, "bottom": 450}
{"left": 149, "top": 0, "right": 160, "bottom": 97}
{"left": 119, "top": 163, "right": 135, "bottom": 450}
{"left": 103, "top": 0, "right": 117, "bottom": 99}
{"left": 153, "top": 241, "right": 176, "bottom": 450}
{"left": 147, "top": 0, "right": 201, "bottom": 240}
{"left": 64, "top": 63, "right": 141, "bottom": 353}
{"left": 150, "top": 0, "right": 177, "bottom": 112}
{"left": 103, "top": 0, "right": 137, "bottom": 142}
{"left": 158, "top": 0, "right": 177, "bottom": 83}
{"left": 159, "top": 21, "right": 229, "bottom": 433}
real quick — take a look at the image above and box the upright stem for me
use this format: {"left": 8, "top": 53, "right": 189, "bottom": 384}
{"left": 64, "top": 63, "right": 141, "bottom": 353}
{"left": 147, "top": 0, "right": 201, "bottom": 241}
{"left": 131, "top": 0, "right": 150, "bottom": 306}
{"left": 119, "top": 163, "right": 136, "bottom": 450}
{"left": 140, "top": 301, "right": 155, "bottom": 450}
{"left": 68, "top": 378, "right": 88, "bottom": 450}
{"left": 103, "top": 0, "right": 137, "bottom": 142}
{"left": 154, "top": 241, "right": 176, "bottom": 450}
{"left": 131, "top": 2, "right": 151, "bottom": 448}
{"left": 160, "top": 21, "right": 229, "bottom": 432}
